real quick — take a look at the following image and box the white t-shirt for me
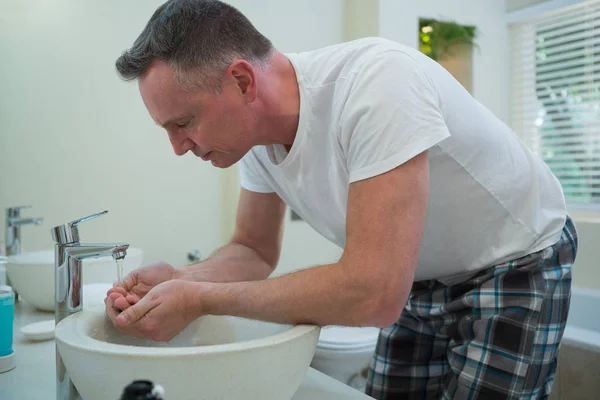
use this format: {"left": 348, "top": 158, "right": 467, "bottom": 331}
{"left": 239, "top": 37, "right": 567, "bottom": 284}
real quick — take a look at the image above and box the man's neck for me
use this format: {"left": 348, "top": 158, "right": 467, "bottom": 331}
{"left": 258, "top": 51, "right": 301, "bottom": 150}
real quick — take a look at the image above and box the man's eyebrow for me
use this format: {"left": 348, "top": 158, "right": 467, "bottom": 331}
{"left": 159, "top": 116, "right": 189, "bottom": 128}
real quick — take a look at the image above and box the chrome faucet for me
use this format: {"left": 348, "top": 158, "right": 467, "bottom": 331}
{"left": 5, "top": 205, "right": 44, "bottom": 298}
{"left": 51, "top": 210, "right": 129, "bottom": 400}
{"left": 5, "top": 205, "right": 44, "bottom": 256}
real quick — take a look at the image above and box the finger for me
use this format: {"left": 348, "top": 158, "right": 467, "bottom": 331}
{"left": 106, "top": 298, "right": 140, "bottom": 336}
{"left": 107, "top": 287, "right": 127, "bottom": 296}
{"left": 105, "top": 297, "right": 121, "bottom": 322}
{"left": 106, "top": 305, "right": 120, "bottom": 322}
{"left": 113, "top": 296, "right": 132, "bottom": 310}
{"left": 121, "top": 272, "right": 138, "bottom": 291}
{"left": 108, "top": 292, "right": 124, "bottom": 302}
{"left": 116, "top": 293, "right": 157, "bottom": 327}
{"left": 104, "top": 293, "right": 124, "bottom": 305}
{"left": 125, "top": 294, "right": 141, "bottom": 305}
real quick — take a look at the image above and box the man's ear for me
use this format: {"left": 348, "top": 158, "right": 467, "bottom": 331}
{"left": 226, "top": 59, "right": 257, "bottom": 102}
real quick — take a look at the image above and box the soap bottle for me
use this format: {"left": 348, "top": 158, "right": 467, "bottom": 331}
{"left": 0, "top": 284, "right": 16, "bottom": 374}
{"left": 120, "top": 380, "right": 165, "bottom": 400}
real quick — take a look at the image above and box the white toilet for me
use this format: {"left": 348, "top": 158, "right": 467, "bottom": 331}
{"left": 310, "top": 326, "right": 380, "bottom": 389}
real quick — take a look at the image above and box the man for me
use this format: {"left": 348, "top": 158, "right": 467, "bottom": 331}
{"left": 105, "top": 0, "right": 578, "bottom": 398}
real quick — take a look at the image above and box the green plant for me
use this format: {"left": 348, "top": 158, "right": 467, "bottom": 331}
{"left": 419, "top": 18, "right": 478, "bottom": 61}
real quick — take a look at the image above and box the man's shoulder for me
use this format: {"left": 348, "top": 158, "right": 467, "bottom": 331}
{"left": 297, "top": 37, "right": 410, "bottom": 57}
{"left": 286, "top": 37, "right": 420, "bottom": 86}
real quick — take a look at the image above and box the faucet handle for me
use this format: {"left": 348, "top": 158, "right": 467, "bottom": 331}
{"left": 51, "top": 210, "right": 108, "bottom": 245}
{"left": 70, "top": 210, "right": 108, "bottom": 227}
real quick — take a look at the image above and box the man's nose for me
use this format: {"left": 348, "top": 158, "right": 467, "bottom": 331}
{"left": 169, "top": 134, "right": 193, "bottom": 156}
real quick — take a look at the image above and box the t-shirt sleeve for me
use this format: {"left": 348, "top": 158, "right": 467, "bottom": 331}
{"left": 238, "top": 150, "right": 275, "bottom": 193}
{"left": 339, "top": 50, "right": 451, "bottom": 183}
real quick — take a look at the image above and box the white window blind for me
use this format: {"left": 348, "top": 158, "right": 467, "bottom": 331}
{"left": 510, "top": 0, "right": 600, "bottom": 206}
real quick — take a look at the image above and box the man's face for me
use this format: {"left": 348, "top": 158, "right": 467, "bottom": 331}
{"left": 138, "top": 60, "right": 256, "bottom": 168}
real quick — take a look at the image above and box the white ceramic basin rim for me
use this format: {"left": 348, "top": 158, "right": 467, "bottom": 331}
{"left": 55, "top": 307, "right": 320, "bottom": 356}
{"left": 54, "top": 307, "right": 321, "bottom": 400}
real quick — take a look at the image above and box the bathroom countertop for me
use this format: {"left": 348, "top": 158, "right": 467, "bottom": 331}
{"left": 0, "top": 301, "right": 374, "bottom": 400}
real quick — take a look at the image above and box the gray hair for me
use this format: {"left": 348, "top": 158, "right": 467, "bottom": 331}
{"left": 115, "top": 0, "right": 274, "bottom": 93}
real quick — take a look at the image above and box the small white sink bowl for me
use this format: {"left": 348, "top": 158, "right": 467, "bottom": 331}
{"left": 6, "top": 248, "right": 143, "bottom": 311}
{"left": 55, "top": 307, "right": 320, "bottom": 400}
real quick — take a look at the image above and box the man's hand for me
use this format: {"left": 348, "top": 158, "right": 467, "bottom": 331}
{"left": 105, "top": 261, "right": 183, "bottom": 311}
{"left": 106, "top": 279, "right": 202, "bottom": 342}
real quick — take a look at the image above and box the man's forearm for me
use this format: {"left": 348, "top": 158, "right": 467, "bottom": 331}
{"left": 196, "top": 261, "right": 405, "bottom": 328}
{"left": 181, "top": 242, "right": 274, "bottom": 283}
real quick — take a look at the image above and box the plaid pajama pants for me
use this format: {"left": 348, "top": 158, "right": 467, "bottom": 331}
{"left": 365, "top": 216, "right": 578, "bottom": 400}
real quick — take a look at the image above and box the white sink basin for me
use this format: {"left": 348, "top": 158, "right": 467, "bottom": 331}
{"left": 6, "top": 248, "right": 143, "bottom": 311}
{"left": 55, "top": 307, "right": 320, "bottom": 400}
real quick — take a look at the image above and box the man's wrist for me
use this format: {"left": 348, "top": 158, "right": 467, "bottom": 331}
{"left": 173, "top": 265, "right": 192, "bottom": 281}
{"left": 192, "top": 281, "right": 219, "bottom": 317}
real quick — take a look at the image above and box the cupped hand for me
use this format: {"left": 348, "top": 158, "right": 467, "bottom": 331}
{"left": 106, "top": 279, "right": 203, "bottom": 342}
{"left": 105, "top": 261, "right": 182, "bottom": 311}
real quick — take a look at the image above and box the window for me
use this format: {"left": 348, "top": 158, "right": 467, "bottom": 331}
{"left": 509, "top": 0, "right": 600, "bottom": 207}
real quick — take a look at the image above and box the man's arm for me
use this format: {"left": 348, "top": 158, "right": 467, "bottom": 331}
{"left": 195, "top": 150, "right": 429, "bottom": 328}
{"left": 180, "top": 188, "right": 287, "bottom": 283}
{"left": 115, "top": 150, "right": 428, "bottom": 338}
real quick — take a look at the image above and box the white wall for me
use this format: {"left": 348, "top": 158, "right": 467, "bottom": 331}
{"left": 378, "top": 0, "right": 510, "bottom": 124}
{"left": 344, "top": 0, "right": 379, "bottom": 42}
{"left": 0, "top": 0, "right": 344, "bottom": 270}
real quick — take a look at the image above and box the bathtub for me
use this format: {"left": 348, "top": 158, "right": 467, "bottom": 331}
{"left": 562, "top": 287, "right": 600, "bottom": 352}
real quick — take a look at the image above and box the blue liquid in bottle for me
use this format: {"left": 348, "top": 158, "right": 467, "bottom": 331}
{"left": 0, "top": 288, "right": 15, "bottom": 358}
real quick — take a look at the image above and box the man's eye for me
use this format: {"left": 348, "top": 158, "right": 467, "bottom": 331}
{"left": 177, "top": 122, "right": 189, "bottom": 128}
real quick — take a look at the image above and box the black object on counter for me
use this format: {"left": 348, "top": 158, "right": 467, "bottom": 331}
{"left": 119, "top": 380, "right": 165, "bottom": 400}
